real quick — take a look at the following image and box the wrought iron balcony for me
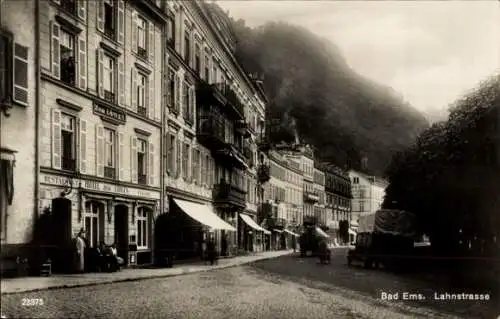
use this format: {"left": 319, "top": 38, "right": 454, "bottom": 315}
{"left": 304, "top": 191, "right": 320, "bottom": 203}
{"left": 236, "top": 120, "right": 251, "bottom": 138}
{"left": 197, "top": 115, "right": 226, "bottom": 151}
{"left": 213, "top": 182, "right": 246, "bottom": 209}
{"left": 62, "top": 157, "right": 76, "bottom": 171}
{"left": 137, "top": 106, "right": 147, "bottom": 117}
{"left": 138, "top": 47, "right": 148, "bottom": 59}
{"left": 138, "top": 174, "right": 147, "bottom": 185}
{"left": 196, "top": 81, "right": 244, "bottom": 119}
{"left": 257, "top": 164, "right": 271, "bottom": 183}
{"left": 104, "top": 166, "right": 116, "bottom": 179}
{"left": 213, "top": 143, "right": 247, "bottom": 170}
{"left": 61, "top": 0, "right": 76, "bottom": 15}
{"left": 104, "top": 90, "right": 115, "bottom": 103}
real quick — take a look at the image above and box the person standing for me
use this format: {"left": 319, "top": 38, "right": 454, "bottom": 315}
{"left": 207, "top": 235, "right": 217, "bottom": 265}
{"left": 75, "top": 229, "right": 86, "bottom": 273}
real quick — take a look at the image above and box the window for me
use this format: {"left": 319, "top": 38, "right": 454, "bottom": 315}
{"left": 103, "top": 54, "right": 114, "bottom": 101}
{"left": 61, "top": 113, "right": 76, "bottom": 171}
{"left": 183, "top": 30, "right": 190, "bottom": 63}
{"left": 182, "top": 142, "right": 190, "bottom": 180}
{"left": 183, "top": 82, "right": 189, "bottom": 120}
{"left": 166, "top": 133, "right": 176, "bottom": 174}
{"left": 353, "top": 177, "right": 359, "bottom": 184}
{"left": 136, "top": 16, "right": 147, "bottom": 57}
{"left": 203, "top": 53, "right": 210, "bottom": 81}
{"left": 211, "top": 61, "right": 217, "bottom": 84}
{"left": 137, "top": 207, "right": 149, "bottom": 249}
{"left": 60, "top": 0, "right": 77, "bottom": 15}
{"left": 1, "top": 33, "right": 29, "bottom": 106}
{"left": 192, "top": 149, "right": 200, "bottom": 183}
{"left": 84, "top": 201, "right": 104, "bottom": 248}
{"left": 194, "top": 44, "right": 201, "bottom": 74}
{"left": 137, "top": 72, "right": 147, "bottom": 115}
{"left": 167, "top": 15, "right": 175, "bottom": 47}
{"left": 137, "top": 139, "right": 147, "bottom": 185}
{"left": 104, "top": 0, "right": 115, "bottom": 38}
{"left": 59, "top": 29, "right": 76, "bottom": 86}
{"left": 104, "top": 128, "right": 115, "bottom": 179}
{"left": 359, "top": 201, "right": 365, "bottom": 212}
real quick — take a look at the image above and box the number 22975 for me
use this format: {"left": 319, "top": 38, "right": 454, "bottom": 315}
{"left": 21, "top": 298, "right": 44, "bottom": 306}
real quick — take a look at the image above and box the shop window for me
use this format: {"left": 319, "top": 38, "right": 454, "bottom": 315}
{"left": 137, "top": 207, "right": 149, "bottom": 249}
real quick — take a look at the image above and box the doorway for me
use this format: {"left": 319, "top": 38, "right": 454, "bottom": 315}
{"left": 114, "top": 204, "right": 129, "bottom": 262}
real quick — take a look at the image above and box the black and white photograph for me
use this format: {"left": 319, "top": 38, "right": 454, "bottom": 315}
{"left": 0, "top": 0, "right": 499, "bottom": 318}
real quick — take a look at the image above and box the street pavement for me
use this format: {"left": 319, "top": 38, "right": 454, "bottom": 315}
{"left": 1, "top": 249, "right": 498, "bottom": 319}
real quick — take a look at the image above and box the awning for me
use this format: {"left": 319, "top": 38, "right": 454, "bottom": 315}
{"left": 284, "top": 229, "right": 300, "bottom": 237}
{"left": 272, "top": 229, "right": 283, "bottom": 233}
{"left": 348, "top": 228, "right": 357, "bottom": 235}
{"left": 240, "top": 213, "right": 271, "bottom": 234}
{"left": 173, "top": 198, "right": 236, "bottom": 231}
{"left": 315, "top": 227, "right": 329, "bottom": 238}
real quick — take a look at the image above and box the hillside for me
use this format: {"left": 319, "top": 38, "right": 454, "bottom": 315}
{"left": 230, "top": 19, "right": 430, "bottom": 175}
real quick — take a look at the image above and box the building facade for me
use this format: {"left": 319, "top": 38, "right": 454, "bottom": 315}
{"left": 323, "top": 164, "right": 352, "bottom": 244}
{"left": 0, "top": 0, "right": 37, "bottom": 271}
{"left": 313, "top": 166, "right": 326, "bottom": 228}
{"left": 349, "top": 169, "right": 389, "bottom": 225}
{"left": 38, "top": 0, "right": 165, "bottom": 266}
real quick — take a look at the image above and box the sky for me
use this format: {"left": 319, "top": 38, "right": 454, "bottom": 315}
{"left": 216, "top": 0, "right": 500, "bottom": 122}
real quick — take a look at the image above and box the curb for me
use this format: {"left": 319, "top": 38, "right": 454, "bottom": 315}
{"left": 1, "top": 252, "right": 292, "bottom": 295}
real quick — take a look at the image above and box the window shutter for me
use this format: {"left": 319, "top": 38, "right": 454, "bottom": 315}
{"left": 79, "top": 119, "right": 87, "bottom": 174}
{"left": 165, "top": 133, "right": 171, "bottom": 175}
{"left": 13, "top": 43, "right": 29, "bottom": 106}
{"left": 148, "top": 74, "right": 154, "bottom": 119}
{"left": 118, "top": 59, "right": 125, "bottom": 106}
{"left": 117, "top": 0, "right": 125, "bottom": 45}
{"left": 191, "top": 147, "right": 197, "bottom": 184}
{"left": 149, "top": 142, "right": 155, "bottom": 186}
{"left": 130, "top": 68, "right": 137, "bottom": 111}
{"left": 148, "top": 23, "right": 155, "bottom": 63}
{"left": 130, "top": 136, "right": 138, "bottom": 183}
{"left": 77, "top": 0, "right": 86, "bottom": 21}
{"left": 200, "top": 154, "right": 205, "bottom": 186}
{"left": 118, "top": 132, "right": 125, "bottom": 180}
{"left": 175, "top": 139, "right": 181, "bottom": 178}
{"left": 155, "top": 29, "right": 162, "bottom": 122}
{"left": 131, "top": 11, "right": 138, "bottom": 54}
{"left": 97, "top": 49, "right": 104, "bottom": 98}
{"left": 77, "top": 35, "right": 87, "bottom": 91}
{"left": 52, "top": 109, "right": 62, "bottom": 169}
{"left": 0, "top": 36, "right": 8, "bottom": 102}
{"left": 50, "top": 21, "right": 60, "bottom": 79}
{"left": 174, "top": 73, "right": 180, "bottom": 112}
{"left": 97, "top": 0, "right": 104, "bottom": 32}
{"left": 189, "top": 86, "right": 194, "bottom": 122}
{"left": 95, "top": 125, "right": 105, "bottom": 177}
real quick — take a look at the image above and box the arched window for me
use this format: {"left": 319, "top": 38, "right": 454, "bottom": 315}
{"left": 137, "top": 207, "right": 150, "bottom": 249}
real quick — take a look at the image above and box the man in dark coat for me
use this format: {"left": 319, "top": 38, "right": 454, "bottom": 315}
{"left": 206, "top": 235, "right": 217, "bottom": 265}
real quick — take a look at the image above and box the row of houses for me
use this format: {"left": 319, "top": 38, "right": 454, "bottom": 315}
{"left": 0, "top": 0, "right": 387, "bottom": 273}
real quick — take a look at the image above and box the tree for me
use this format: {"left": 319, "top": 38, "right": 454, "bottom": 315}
{"left": 383, "top": 74, "right": 500, "bottom": 257}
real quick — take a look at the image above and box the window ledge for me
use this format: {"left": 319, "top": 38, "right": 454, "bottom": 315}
{"left": 134, "top": 128, "right": 152, "bottom": 137}
{"left": 134, "top": 62, "right": 152, "bottom": 75}
{"left": 55, "top": 15, "right": 82, "bottom": 35}
{"left": 56, "top": 98, "right": 82, "bottom": 112}
{"left": 100, "top": 41, "right": 122, "bottom": 57}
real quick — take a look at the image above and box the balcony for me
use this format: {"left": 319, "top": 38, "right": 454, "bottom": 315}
{"left": 60, "top": 0, "right": 76, "bottom": 15}
{"left": 104, "top": 90, "right": 115, "bottom": 103}
{"left": 60, "top": 57, "right": 76, "bottom": 87}
{"left": 257, "top": 164, "right": 270, "bottom": 183}
{"left": 138, "top": 174, "right": 147, "bottom": 185}
{"left": 243, "top": 146, "right": 254, "bottom": 167}
{"left": 214, "top": 143, "right": 247, "bottom": 170}
{"left": 235, "top": 120, "right": 251, "bottom": 138}
{"left": 196, "top": 80, "right": 244, "bottom": 120}
{"left": 304, "top": 191, "right": 320, "bottom": 203}
{"left": 257, "top": 138, "right": 271, "bottom": 152}
{"left": 266, "top": 217, "right": 287, "bottom": 229}
{"left": 197, "top": 116, "right": 226, "bottom": 151}
{"left": 104, "top": 166, "right": 116, "bottom": 179}
{"left": 213, "top": 182, "right": 246, "bottom": 209}
{"left": 138, "top": 47, "right": 148, "bottom": 59}
{"left": 62, "top": 157, "right": 76, "bottom": 171}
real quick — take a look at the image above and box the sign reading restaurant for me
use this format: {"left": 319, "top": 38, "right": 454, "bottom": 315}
{"left": 41, "top": 173, "right": 160, "bottom": 200}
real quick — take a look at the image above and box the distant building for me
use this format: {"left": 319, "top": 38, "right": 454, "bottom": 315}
{"left": 349, "top": 170, "right": 389, "bottom": 225}
{"left": 313, "top": 166, "right": 326, "bottom": 228}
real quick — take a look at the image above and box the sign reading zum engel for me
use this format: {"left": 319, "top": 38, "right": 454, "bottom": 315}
{"left": 41, "top": 173, "right": 160, "bottom": 200}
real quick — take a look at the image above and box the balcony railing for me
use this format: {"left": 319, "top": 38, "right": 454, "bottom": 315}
{"left": 137, "top": 106, "right": 147, "bottom": 117}
{"left": 213, "top": 182, "right": 246, "bottom": 208}
{"left": 197, "top": 116, "right": 226, "bottom": 150}
{"left": 138, "top": 174, "right": 147, "bottom": 185}
{"left": 304, "top": 191, "right": 319, "bottom": 203}
{"left": 62, "top": 157, "right": 76, "bottom": 171}
{"left": 236, "top": 120, "right": 251, "bottom": 137}
{"left": 138, "top": 47, "right": 148, "bottom": 59}
{"left": 61, "top": 0, "right": 76, "bottom": 15}
{"left": 104, "top": 90, "right": 115, "bottom": 103}
{"left": 104, "top": 166, "right": 116, "bottom": 179}
{"left": 61, "top": 57, "right": 76, "bottom": 87}
{"left": 257, "top": 164, "right": 270, "bottom": 183}
{"left": 198, "top": 82, "right": 244, "bottom": 119}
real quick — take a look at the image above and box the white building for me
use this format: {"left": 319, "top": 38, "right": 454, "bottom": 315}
{"left": 349, "top": 169, "right": 389, "bottom": 225}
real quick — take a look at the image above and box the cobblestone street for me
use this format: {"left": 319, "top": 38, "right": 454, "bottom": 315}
{"left": 2, "top": 251, "right": 497, "bottom": 319}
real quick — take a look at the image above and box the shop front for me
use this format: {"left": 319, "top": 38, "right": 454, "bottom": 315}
{"left": 283, "top": 229, "right": 300, "bottom": 250}
{"left": 239, "top": 213, "right": 271, "bottom": 253}
{"left": 39, "top": 173, "right": 161, "bottom": 270}
{"left": 155, "top": 196, "right": 236, "bottom": 262}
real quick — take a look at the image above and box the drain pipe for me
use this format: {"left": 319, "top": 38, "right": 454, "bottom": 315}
{"left": 34, "top": 0, "right": 41, "bottom": 219}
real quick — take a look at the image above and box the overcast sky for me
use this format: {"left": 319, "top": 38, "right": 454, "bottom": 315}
{"left": 217, "top": 0, "right": 500, "bottom": 122}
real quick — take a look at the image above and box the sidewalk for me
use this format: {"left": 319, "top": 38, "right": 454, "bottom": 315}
{"left": 1, "top": 250, "right": 293, "bottom": 295}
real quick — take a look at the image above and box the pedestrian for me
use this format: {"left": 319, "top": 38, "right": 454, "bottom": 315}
{"left": 75, "top": 228, "right": 86, "bottom": 273}
{"left": 207, "top": 235, "right": 217, "bottom": 265}
{"left": 292, "top": 236, "right": 296, "bottom": 252}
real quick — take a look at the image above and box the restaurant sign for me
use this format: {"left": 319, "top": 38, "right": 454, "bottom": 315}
{"left": 93, "top": 103, "right": 126, "bottom": 124}
{"left": 41, "top": 173, "right": 160, "bottom": 200}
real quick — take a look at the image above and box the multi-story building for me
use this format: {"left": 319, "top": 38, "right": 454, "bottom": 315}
{"left": 349, "top": 169, "right": 389, "bottom": 225}
{"left": 262, "top": 149, "right": 302, "bottom": 249}
{"left": 323, "top": 163, "right": 352, "bottom": 244}
{"left": 38, "top": 0, "right": 165, "bottom": 266}
{"left": 157, "top": 0, "right": 271, "bottom": 259}
{"left": 0, "top": 0, "right": 37, "bottom": 273}
{"left": 313, "top": 166, "right": 326, "bottom": 228}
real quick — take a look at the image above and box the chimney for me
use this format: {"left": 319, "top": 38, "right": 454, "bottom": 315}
{"left": 361, "top": 157, "right": 368, "bottom": 170}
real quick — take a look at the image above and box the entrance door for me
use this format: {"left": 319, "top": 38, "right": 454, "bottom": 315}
{"left": 114, "top": 205, "right": 129, "bottom": 261}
